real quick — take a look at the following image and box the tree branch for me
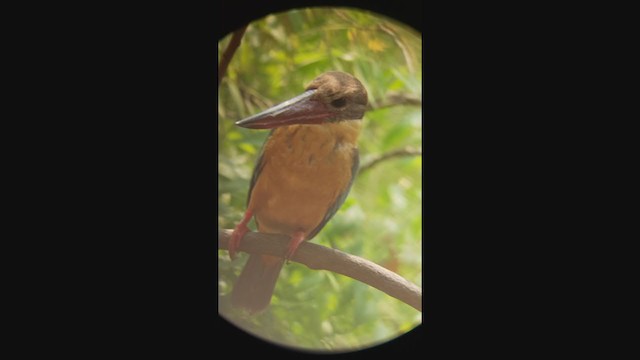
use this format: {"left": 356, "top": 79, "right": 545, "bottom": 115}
{"left": 359, "top": 146, "right": 422, "bottom": 174}
{"left": 218, "top": 229, "right": 422, "bottom": 312}
{"left": 218, "top": 24, "right": 248, "bottom": 88}
{"left": 367, "top": 93, "right": 422, "bottom": 111}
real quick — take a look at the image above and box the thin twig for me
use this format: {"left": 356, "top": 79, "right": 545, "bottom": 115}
{"left": 379, "top": 23, "right": 415, "bottom": 74}
{"left": 367, "top": 93, "right": 422, "bottom": 111}
{"left": 218, "top": 24, "right": 249, "bottom": 88}
{"left": 218, "top": 229, "right": 422, "bottom": 312}
{"left": 359, "top": 147, "right": 422, "bottom": 174}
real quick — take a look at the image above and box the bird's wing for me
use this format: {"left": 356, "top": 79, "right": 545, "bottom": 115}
{"left": 306, "top": 147, "right": 359, "bottom": 241}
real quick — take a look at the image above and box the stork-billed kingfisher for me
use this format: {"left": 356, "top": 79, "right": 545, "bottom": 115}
{"left": 228, "top": 71, "right": 368, "bottom": 313}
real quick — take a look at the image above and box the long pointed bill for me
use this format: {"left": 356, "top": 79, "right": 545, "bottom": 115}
{"left": 235, "top": 90, "right": 333, "bottom": 129}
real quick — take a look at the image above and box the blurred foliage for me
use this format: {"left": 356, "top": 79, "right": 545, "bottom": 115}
{"left": 218, "top": 7, "right": 422, "bottom": 353}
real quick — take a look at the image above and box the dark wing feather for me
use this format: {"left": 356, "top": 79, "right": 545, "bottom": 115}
{"left": 306, "top": 147, "right": 359, "bottom": 240}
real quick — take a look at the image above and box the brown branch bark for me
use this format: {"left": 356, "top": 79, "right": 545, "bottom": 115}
{"left": 218, "top": 24, "right": 248, "bottom": 88}
{"left": 218, "top": 229, "right": 422, "bottom": 312}
{"left": 359, "top": 147, "right": 422, "bottom": 174}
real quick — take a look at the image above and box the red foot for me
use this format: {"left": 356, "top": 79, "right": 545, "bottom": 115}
{"left": 229, "top": 209, "right": 253, "bottom": 260}
{"left": 284, "top": 231, "right": 306, "bottom": 261}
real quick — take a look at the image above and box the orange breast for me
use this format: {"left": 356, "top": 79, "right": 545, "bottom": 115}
{"left": 248, "top": 121, "right": 361, "bottom": 237}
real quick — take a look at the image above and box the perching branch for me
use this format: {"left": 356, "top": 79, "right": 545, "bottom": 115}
{"left": 218, "top": 24, "right": 248, "bottom": 88}
{"left": 359, "top": 146, "right": 422, "bottom": 174}
{"left": 218, "top": 229, "right": 422, "bottom": 312}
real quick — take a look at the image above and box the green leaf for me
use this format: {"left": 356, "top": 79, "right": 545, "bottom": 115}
{"left": 238, "top": 142, "right": 256, "bottom": 155}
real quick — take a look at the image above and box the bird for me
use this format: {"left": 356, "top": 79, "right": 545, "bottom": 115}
{"left": 228, "top": 71, "right": 368, "bottom": 313}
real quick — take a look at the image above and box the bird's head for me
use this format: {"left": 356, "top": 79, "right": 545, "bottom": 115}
{"left": 235, "top": 71, "right": 368, "bottom": 129}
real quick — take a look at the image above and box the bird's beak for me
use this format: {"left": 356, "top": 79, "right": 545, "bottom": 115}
{"left": 235, "top": 89, "right": 333, "bottom": 129}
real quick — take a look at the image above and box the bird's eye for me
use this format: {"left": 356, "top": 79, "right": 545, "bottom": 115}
{"left": 331, "top": 98, "right": 347, "bottom": 108}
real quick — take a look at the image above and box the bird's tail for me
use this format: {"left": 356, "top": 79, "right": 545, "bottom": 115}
{"left": 231, "top": 254, "right": 285, "bottom": 314}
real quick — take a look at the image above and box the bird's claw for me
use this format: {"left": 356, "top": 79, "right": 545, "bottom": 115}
{"left": 229, "top": 224, "right": 249, "bottom": 260}
{"left": 284, "top": 231, "right": 306, "bottom": 264}
{"left": 284, "top": 249, "right": 294, "bottom": 265}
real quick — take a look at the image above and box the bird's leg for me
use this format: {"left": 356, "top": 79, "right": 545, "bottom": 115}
{"left": 284, "top": 231, "right": 306, "bottom": 263}
{"left": 229, "top": 209, "right": 253, "bottom": 260}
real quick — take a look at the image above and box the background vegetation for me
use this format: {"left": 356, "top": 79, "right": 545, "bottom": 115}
{"left": 218, "top": 7, "right": 422, "bottom": 352}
